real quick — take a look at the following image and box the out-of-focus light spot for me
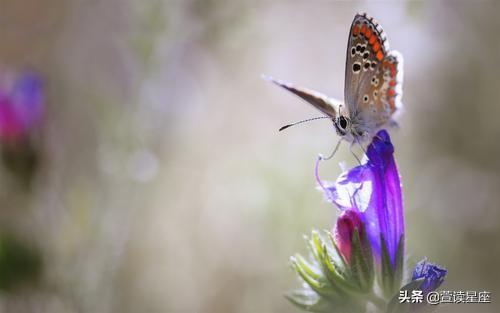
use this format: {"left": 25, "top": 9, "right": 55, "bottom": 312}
{"left": 127, "top": 149, "right": 159, "bottom": 183}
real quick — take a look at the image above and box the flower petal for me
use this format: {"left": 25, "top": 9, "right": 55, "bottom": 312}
{"left": 316, "top": 130, "right": 404, "bottom": 266}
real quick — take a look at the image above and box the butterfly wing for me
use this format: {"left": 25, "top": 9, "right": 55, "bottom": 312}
{"left": 264, "top": 76, "right": 341, "bottom": 118}
{"left": 344, "top": 13, "right": 403, "bottom": 134}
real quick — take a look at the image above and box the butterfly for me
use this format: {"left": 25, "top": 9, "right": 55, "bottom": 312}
{"left": 266, "top": 13, "right": 403, "bottom": 152}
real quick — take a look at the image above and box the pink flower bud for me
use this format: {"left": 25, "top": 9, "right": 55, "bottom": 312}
{"left": 334, "top": 209, "right": 365, "bottom": 262}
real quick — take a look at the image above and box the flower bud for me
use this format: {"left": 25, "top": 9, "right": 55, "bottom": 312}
{"left": 412, "top": 259, "right": 447, "bottom": 295}
{"left": 334, "top": 209, "right": 365, "bottom": 262}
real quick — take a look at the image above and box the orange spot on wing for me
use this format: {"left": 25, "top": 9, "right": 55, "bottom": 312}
{"left": 365, "top": 28, "right": 372, "bottom": 38}
{"left": 361, "top": 25, "right": 367, "bottom": 34}
{"left": 369, "top": 36, "right": 376, "bottom": 45}
{"left": 376, "top": 50, "right": 384, "bottom": 61}
{"left": 387, "top": 89, "right": 396, "bottom": 97}
{"left": 388, "top": 64, "right": 396, "bottom": 77}
{"left": 353, "top": 25, "right": 360, "bottom": 36}
{"left": 389, "top": 98, "right": 396, "bottom": 111}
{"left": 373, "top": 42, "right": 381, "bottom": 53}
{"left": 389, "top": 79, "right": 397, "bottom": 87}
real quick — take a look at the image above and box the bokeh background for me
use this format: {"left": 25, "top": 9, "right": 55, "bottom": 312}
{"left": 0, "top": 0, "right": 498, "bottom": 312}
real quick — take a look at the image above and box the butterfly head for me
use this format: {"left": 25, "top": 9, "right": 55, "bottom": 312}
{"left": 334, "top": 115, "right": 352, "bottom": 137}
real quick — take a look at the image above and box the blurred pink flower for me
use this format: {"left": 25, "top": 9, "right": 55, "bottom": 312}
{"left": 0, "top": 71, "right": 44, "bottom": 144}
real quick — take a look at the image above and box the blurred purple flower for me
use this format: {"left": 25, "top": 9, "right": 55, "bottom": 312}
{"left": 316, "top": 130, "right": 404, "bottom": 267}
{"left": 412, "top": 259, "right": 447, "bottom": 295}
{"left": 0, "top": 71, "right": 44, "bottom": 143}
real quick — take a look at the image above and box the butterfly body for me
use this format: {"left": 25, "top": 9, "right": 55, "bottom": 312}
{"left": 267, "top": 13, "right": 403, "bottom": 144}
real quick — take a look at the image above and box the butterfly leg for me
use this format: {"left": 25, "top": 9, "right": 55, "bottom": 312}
{"left": 388, "top": 119, "right": 400, "bottom": 129}
{"left": 319, "top": 137, "right": 342, "bottom": 161}
{"left": 355, "top": 137, "right": 367, "bottom": 157}
{"left": 349, "top": 142, "right": 362, "bottom": 165}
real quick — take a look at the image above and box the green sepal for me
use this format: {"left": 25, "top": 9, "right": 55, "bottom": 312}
{"left": 288, "top": 230, "right": 380, "bottom": 312}
{"left": 328, "top": 232, "right": 349, "bottom": 270}
{"left": 291, "top": 255, "right": 340, "bottom": 299}
{"left": 380, "top": 233, "right": 395, "bottom": 299}
{"left": 380, "top": 233, "right": 405, "bottom": 299}
{"left": 286, "top": 288, "right": 365, "bottom": 313}
{"left": 304, "top": 231, "right": 356, "bottom": 297}
{"left": 293, "top": 254, "right": 321, "bottom": 281}
{"left": 285, "top": 289, "right": 333, "bottom": 313}
{"left": 394, "top": 234, "right": 405, "bottom": 291}
{"left": 309, "top": 230, "right": 324, "bottom": 260}
{"left": 318, "top": 243, "right": 359, "bottom": 294}
{"left": 385, "top": 278, "right": 424, "bottom": 313}
{"left": 349, "top": 229, "right": 374, "bottom": 292}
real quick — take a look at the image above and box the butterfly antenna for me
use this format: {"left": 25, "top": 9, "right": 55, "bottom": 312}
{"left": 319, "top": 137, "right": 342, "bottom": 161}
{"left": 279, "top": 116, "right": 331, "bottom": 132}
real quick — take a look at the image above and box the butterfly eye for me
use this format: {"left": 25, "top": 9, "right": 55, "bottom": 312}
{"left": 339, "top": 116, "right": 348, "bottom": 129}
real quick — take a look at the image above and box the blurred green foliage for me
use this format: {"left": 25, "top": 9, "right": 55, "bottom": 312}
{"left": 0, "top": 235, "right": 41, "bottom": 291}
{"left": 1, "top": 144, "right": 38, "bottom": 189}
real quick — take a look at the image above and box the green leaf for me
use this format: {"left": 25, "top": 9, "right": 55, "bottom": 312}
{"left": 0, "top": 235, "right": 41, "bottom": 290}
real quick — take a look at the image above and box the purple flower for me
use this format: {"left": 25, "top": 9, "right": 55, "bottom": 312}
{"left": 316, "top": 130, "right": 404, "bottom": 267}
{"left": 288, "top": 129, "right": 448, "bottom": 310}
{"left": 333, "top": 209, "right": 366, "bottom": 262}
{"left": 412, "top": 259, "right": 447, "bottom": 295}
{"left": 0, "top": 71, "right": 44, "bottom": 144}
